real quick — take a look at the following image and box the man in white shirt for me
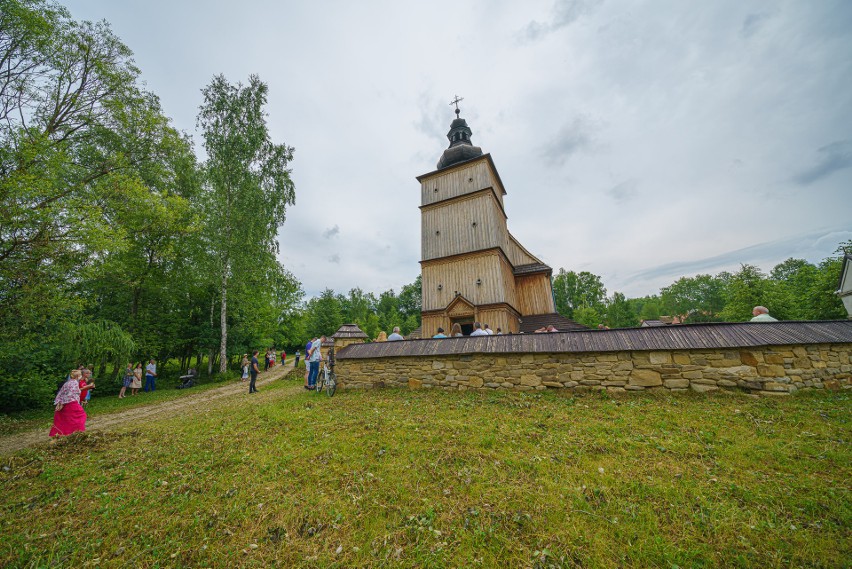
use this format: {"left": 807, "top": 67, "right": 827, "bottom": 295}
{"left": 387, "top": 327, "right": 404, "bottom": 341}
{"left": 307, "top": 336, "right": 325, "bottom": 388}
{"left": 470, "top": 322, "right": 488, "bottom": 336}
{"left": 144, "top": 359, "right": 157, "bottom": 392}
{"left": 484, "top": 324, "right": 494, "bottom": 335}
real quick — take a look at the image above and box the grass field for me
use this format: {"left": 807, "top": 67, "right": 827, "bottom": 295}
{"left": 1, "top": 370, "right": 849, "bottom": 568}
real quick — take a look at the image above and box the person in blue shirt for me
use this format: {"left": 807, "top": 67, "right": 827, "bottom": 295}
{"left": 432, "top": 327, "right": 447, "bottom": 338}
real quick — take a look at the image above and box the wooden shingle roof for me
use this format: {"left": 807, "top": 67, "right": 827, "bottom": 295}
{"left": 336, "top": 320, "right": 852, "bottom": 359}
{"left": 331, "top": 324, "right": 369, "bottom": 339}
{"left": 519, "top": 313, "right": 586, "bottom": 333}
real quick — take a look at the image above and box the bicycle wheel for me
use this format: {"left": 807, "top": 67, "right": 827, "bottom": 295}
{"left": 315, "top": 372, "right": 323, "bottom": 393}
{"left": 325, "top": 372, "right": 336, "bottom": 397}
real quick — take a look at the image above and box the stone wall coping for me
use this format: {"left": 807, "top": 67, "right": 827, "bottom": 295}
{"left": 336, "top": 320, "right": 852, "bottom": 360}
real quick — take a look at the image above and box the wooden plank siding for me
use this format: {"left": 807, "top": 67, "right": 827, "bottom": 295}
{"left": 503, "top": 234, "right": 541, "bottom": 267}
{"left": 421, "top": 193, "right": 508, "bottom": 261}
{"left": 419, "top": 156, "right": 505, "bottom": 208}
{"left": 515, "top": 274, "right": 556, "bottom": 315}
{"left": 422, "top": 251, "right": 517, "bottom": 311}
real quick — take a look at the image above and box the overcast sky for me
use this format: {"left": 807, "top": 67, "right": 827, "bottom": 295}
{"left": 64, "top": 0, "right": 852, "bottom": 299}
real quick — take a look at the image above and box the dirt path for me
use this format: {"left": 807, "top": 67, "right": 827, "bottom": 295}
{"left": 0, "top": 363, "right": 303, "bottom": 456}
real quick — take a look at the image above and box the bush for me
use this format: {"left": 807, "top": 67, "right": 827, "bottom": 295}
{"left": 0, "top": 372, "right": 57, "bottom": 412}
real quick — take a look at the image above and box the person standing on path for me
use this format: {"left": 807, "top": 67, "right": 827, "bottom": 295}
{"left": 304, "top": 339, "right": 313, "bottom": 387}
{"left": 144, "top": 359, "right": 157, "bottom": 392}
{"left": 131, "top": 363, "right": 143, "bottom": 395}
{"left": 294, "top": 350, "right": 300, "bottom": 369}
{"left": 249, "top": 350, "right": 260, "bottom": 393}
{"left": 241, "top": 354, "right": 250, "bottom": 382}
{"left": 119, "top": 363, "right": 133, "bottom": 398}
{"left": 306, "top": 336, "right": 324, "bottom": 389}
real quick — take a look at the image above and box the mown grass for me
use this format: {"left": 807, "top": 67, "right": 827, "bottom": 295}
{"left": 1, "top": 372, "right": 849, "bottom": 568}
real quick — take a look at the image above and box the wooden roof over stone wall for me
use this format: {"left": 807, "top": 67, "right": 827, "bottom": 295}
{"left": 332, "top": 324, "right": 369, "bottom": 339}
{"left": 336, "top": 320, "right": 852, "bottom": 359}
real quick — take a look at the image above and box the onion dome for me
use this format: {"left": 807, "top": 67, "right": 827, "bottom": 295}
{"left": 437, "top": 101, "right": 483, "bottom": 170}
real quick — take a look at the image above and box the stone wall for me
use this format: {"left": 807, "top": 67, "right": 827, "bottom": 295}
{"left": 337, "top": 343, "right": 852, "bottom": 396}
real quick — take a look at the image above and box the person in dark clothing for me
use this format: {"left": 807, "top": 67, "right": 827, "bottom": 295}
{"left": 249, "top": 350, "right": 260, "bottom": 394}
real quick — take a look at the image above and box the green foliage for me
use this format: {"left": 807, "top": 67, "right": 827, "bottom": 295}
{"left": 552, "top": 269, "right": 606, "bottom": 319}
{"left": 572, "top": 305, "right": 602, "bottom": 328}
{"left": 661, "top": 274, "right": 727, "bottom": 322}
{"left": 605, "top": 292, "right": 639, "bottom": 328}
{"left": 720, "top": 265, "right": 773, "bottom": 321}
{"left": 306, "top": 289, "right": 344, "bottom": 338}
{"left": 59, "top": 320, "right": 135, "bottom": 368}
{"left": 197, "top": 73, "right": 296, "bottom": 372}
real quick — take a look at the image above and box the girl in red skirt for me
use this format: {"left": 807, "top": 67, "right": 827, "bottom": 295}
{"left": 50, "top": 370, "right": 87, "bottom": 437}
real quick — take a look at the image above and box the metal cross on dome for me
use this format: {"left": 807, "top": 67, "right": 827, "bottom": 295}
{"left": 449, "top": 95, "right": 464, "bottom": 116}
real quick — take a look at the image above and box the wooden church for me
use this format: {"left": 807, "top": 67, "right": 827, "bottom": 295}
{"left": 417, "top": 102, "right": 583, "bottom": 336}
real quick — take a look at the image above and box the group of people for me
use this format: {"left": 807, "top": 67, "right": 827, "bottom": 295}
{"left": 118, "top": 359, "right": 158, "bottom": 398}
{"left": 50, "top": 359, "right": 157, "bottom": 438}
{"left": 433, "top": 322, "right": 503, "bottom": 337}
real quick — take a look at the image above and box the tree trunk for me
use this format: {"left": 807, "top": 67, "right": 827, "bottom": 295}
{"left": 208, "top": 295, "right": 215, "bottom": 375}
{"left": 219, "top": 266, "right": 229, "bottom": 374}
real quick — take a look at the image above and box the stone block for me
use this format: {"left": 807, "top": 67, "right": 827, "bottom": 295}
{"left": 520, "top": 374, "right": 541, "bottom": 387}
{"left": 606, "top": 386, "right": 626, "bottom": 393}
{"left": 613, "top": 361, "right": 634, "bottom": 372}
{"left": 562, "top": 381, "right": 578, "bottom": 388}
{"left": 601, "top": 380, "right": 627, "bottom": 387}
{"left": 580, "top": 379, "right": 602, "bottom": 386}
{"left": 717, "top": 379, "right": 738, "bottom": 387}
{"left": 824, "top": 379, "right": 841, "bottom": 391}
{"left": 792, "top": 346, "right": 808, "bottom": 358}
{"left": 718, "top": 365, "right": 758, "bottom": 378}
{"left": 757, "top": 364, "right": 786, "bottom": 378}
{"left": 762, "top": 382, "right": 789, "bottom": 392}
{"left": 765, "top": 354, "right": 785, "bottom": 365}
{"left": 468, "top": 376, "right": 483, "bottom": 388}
{"left": 690, "top": 383, "right": 718, "bottom": 393}
{"left": 543, "top": 381, "right": 563, "bottom": 388}
{"left": 713, "top": 358, "right": 742, "bottom": 368}
{"left": 682, "top": 371, "right": 703, "bottom": 379}
{"left": 629, "top": 369, "right": 662, "bottom": 387}
{"left": 408, "top": 378, "right": 423, "bottom": 390}
{"left": 649, "top": 352, "right": 672, "bottom": 364}
{"left": 664, "top": 379, "right": 690, "bottom": 389}
{"left": 624, "top": 385, "right": 646, "bottom": 391}
{"left": 740, "top": 351, "right": 760, "bottom": 366}
{"left": 673, "top": 353, "right": 691, "bottom": 365}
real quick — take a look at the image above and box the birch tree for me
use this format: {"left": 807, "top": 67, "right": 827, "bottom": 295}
{"left": 197, "top": 74, "right": 295, "bottom": 373}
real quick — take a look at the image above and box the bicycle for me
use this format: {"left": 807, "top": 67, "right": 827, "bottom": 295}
{"left": 315, "top": 349, "right": 336, "bottom": 397}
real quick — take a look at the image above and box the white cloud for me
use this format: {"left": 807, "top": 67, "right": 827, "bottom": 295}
{"left": 64, "top": 0, "right": 852, "bottom": 300}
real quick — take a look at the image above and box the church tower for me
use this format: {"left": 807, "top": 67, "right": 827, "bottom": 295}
{"left": 417, "top": 101, "right": 580, "bottom": 336}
